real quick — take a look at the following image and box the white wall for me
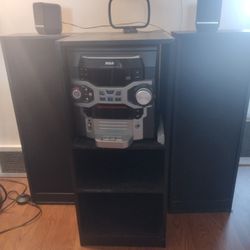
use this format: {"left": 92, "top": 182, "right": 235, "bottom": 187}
{"left": 0, "top": 45, "right": 20, "bottom": 148}
{"left": 0, "top": 0, "right": 249, "bottom": 147}
{"left": 0, "top": 0, "right": 198, "bottom": 34}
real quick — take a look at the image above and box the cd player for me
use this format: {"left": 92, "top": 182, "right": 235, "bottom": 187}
{"left": 69, "top": 47, "right": 158, "bottom": 148}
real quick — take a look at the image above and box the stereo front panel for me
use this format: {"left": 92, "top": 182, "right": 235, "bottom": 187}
{"left": 67, "top": 47, "right": 158, "bottom": 148}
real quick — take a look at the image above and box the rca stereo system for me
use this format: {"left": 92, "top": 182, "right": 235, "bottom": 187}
{"left": 69, "top": 47, "right": 159, "bottom": 148}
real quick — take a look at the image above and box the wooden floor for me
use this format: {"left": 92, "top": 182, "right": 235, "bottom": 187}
{"left": 0, "top": 167, "right": 250, "bottom": 250}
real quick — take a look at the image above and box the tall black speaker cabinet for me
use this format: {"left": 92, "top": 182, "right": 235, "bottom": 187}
{"left": 169, "top": 32, "right": 250, "bottom": 212}
{"left": 1, "top": 35, "right": 74, "bottom": 203}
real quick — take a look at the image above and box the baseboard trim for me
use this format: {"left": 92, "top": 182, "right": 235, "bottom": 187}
{"left": 239, "top": 157, "right": 250, "bottom": 166}
{"left": 0, "top": 173, "right": 27, "bottom": 177}
{"left": 81, "top": 236, "right": 166, "bottom": 247}
{"left": 168, "top": 199, "right": 232, "bottom": 213}
{"left": 241, "top": 121, "right": 250, "bottom": 157}
{"left": 31, "top": 192, "right": 76, "bottom": 204}
{"left": 0, "top": 145, "right": 22, "bottom": 152}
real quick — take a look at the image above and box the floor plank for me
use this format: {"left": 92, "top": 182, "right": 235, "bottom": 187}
{"left": 0, "top": 168, "right": 250, "bottom": 250}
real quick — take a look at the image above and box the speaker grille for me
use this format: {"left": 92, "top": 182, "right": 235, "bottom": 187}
{"left": 95, "top": 120, "right": 132, "bottom": 137}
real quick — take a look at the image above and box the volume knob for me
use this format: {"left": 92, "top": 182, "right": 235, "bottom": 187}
{"left": 135, "top": 88, "right": 152, "bottom": 106}
{"left": 72, "top": 88, "right": 82, "bottom": 100}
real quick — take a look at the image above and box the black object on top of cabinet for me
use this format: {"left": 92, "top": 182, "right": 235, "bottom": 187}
{"left": 1, "top": 35, "right": 74, "bottom": 203}
{"left": 196, "top": 0, "right": 222, "bottom": 32}
{"left": 169, "top": 31, "right": 250, "bottom": 213}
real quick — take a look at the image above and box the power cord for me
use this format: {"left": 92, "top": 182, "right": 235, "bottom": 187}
{"left": 62, "top": 21, "right": 171, "bottom": 35}
{"left": 62, "top": 21, "right": 147, "bottom": 30}
{"left": 0, "top": 184, "right": 7, "bottom": 209}
{"left": 148, "top": 23, "right": 171, "bottom": 35}
{"left": 0, "top": 179, "right": 42, "bottom": 235}
{"left": 62, "top": 21, "right": 110, "bottom": 30}
{"left": 0, "top": 179, "right": 27, "bottom": 213}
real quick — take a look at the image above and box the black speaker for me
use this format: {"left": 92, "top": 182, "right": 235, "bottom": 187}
{"left": 1, "top": 35, "right": 74, "bottom": 203}
{"left": 33, "top": 2, "right": 62, "bottom": 34}
{"left": 196, "top": 0, "right": 222, "bottom": 32}
{"left": 169, "top": 32, "right": 250, "bottom": 212}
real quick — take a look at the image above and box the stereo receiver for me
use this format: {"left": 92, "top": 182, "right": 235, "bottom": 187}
{"left": 68, "top": 47, "right": 158, "bottom": 148}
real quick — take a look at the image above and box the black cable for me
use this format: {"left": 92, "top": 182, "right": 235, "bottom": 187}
{"left": 62, "top": 22, "right": 110, "bottom": 30}
{"left": 62, "top": 21, "right": 171, "bottom": 35}
{"left": 62, "top": 21, "right": 147, "bottom": 30}
{"left": 0, "top": 179, "right": 27, "bottom": 213}
{"left": 0, "top": 179, "right": 42, "bottom": 234}
{"left": 148, "top": 23, "right": 171, "bottom": 35}
{"left": 0, "top": 179, "right": 27, "bottom": 194}
{"left": 0, "top": 198, "right": 16, "bottom": 213}
{"left": 7, "top": 190, "right": 20, "bottom": 201}
{"left": 0, "top": 201, "right": 42, "bottom": 235}
{"left": 0, "top": 184, "right": 7, "bottom": 206}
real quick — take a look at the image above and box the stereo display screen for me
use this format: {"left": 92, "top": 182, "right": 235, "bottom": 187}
{"left": 79, "top": 56, "right": 144, "bottom": 87}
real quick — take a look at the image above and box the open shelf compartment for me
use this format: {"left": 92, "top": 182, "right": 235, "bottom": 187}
{"left": 73, "top": 137, "right": 166, "bottom": 150}
{"left": 74, "top": 148, "right": 165, "bottom": 193}
{"left": 76, "top": 193, "right": 165, "bottom": 247}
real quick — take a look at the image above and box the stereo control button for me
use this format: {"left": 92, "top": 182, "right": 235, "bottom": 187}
{"left": 135, "top": 88, "right": 152, "bottom": 106}
{"left": 125, "top": 75, "right": 132, "bottom": 81}
{"left": 133, "top": 69, "right": 143, "bottom": 80}
{"left": 72, "top": 88, "right": 82, "bottom": 100}
{"left": 135, "top": 109, "right": 143, "bottom": 119}
{"left": 87, "top": 120, "right": 92, "bottom": 130}
{"left": 106, "top": 90, "right": 114, "bottom": 94}
{"left": 79, "top": 86, "right": 94, "bottom": 102}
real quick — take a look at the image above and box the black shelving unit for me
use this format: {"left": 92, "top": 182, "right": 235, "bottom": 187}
{"left": 76, "top": 193, "right": 165, "bottom": 246}
{"left": 57, "top": 31, "right": 173, "bottom": 247}
{"left": 72, "top": 139, "right": 166, "bottom": 246}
